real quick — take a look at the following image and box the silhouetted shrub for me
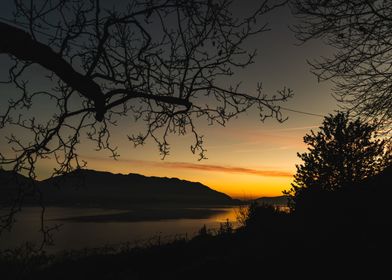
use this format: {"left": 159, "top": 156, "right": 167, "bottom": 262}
{"left": 217, "top": 219, "right": 233, "bottom": 235}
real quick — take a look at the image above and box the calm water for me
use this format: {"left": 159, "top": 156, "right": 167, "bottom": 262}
{"left": 0, "top": 207, "right": 239, "bottom": 253}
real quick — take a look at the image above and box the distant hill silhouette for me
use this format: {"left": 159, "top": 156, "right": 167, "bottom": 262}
{"left": 0, "top": 169, "right": 238, "bottom": 207}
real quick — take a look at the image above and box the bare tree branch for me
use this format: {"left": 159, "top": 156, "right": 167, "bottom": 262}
{"left": 0, "top": 0, "right": 291, "bottom": 244}
{"left": 0, "top": 22, "right": 106, "bottom": 120}
{"left": 291, "top": 0, "right": 392, "bottom": 133}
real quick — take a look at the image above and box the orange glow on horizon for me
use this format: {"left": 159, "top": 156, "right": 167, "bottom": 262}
{"left": 73, "top": 157, "right": 294, "bottom": 199}
{"left": 33, "top": 117, "right": 323, "bottom": 200}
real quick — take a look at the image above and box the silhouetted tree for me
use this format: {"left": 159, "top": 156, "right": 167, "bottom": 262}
{"left": 284, "top": 112, "right": 391, "bottom": 209}
{"left": 0, "top": 0, "right": 291, "bottom": 176}
{"left": 0, "top": 1, "right": 291, "bottom": 235}
{"left": 291, "top": 0, "right": 392, "bottom": 131}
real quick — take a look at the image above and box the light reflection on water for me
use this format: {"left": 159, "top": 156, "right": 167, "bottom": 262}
{"left": 0, "top": 207, "right": 240, "bottom": 253}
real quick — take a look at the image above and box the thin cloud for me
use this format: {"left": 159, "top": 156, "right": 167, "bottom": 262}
{"left": 162, "top": 162, "right": 293, "bottom": 178}
{"left": 81, "top": 155, "right": 293, "bottom": 178}
{"left": 207, "top": 127, "right": 315, "bottom": 150}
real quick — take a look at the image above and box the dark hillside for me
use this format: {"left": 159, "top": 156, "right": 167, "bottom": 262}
{"left": 1, "top": 169, "right": 238, "bottom": 207}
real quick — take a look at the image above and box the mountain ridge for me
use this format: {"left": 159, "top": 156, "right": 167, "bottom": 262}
{"left": 0, "top": 169, "right": 240, "bottom": 207}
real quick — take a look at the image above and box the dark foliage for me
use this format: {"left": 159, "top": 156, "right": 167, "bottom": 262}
{"left": 284, "top": 112, "right": 391, "bottom": 211}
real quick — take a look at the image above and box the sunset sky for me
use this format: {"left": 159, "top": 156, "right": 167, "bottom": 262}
{"left": 0, "top": 1, "right": 339, "bottom": 199}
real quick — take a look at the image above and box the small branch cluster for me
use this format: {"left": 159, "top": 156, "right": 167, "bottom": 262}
{"left": 291, "top": 0, "right": 392, "bottom": 133}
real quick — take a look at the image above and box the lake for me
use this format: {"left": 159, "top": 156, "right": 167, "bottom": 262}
{"left": 0, "top": 206, "right": 240, "bottom": 253}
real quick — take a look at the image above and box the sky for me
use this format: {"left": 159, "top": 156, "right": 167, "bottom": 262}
{"left": 0, "top": 1, "right": 339, "bottom": 199}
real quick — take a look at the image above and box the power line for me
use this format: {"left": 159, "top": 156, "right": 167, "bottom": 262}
{"left": 280, "top": 106, "right": 325, "bottom": 118}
